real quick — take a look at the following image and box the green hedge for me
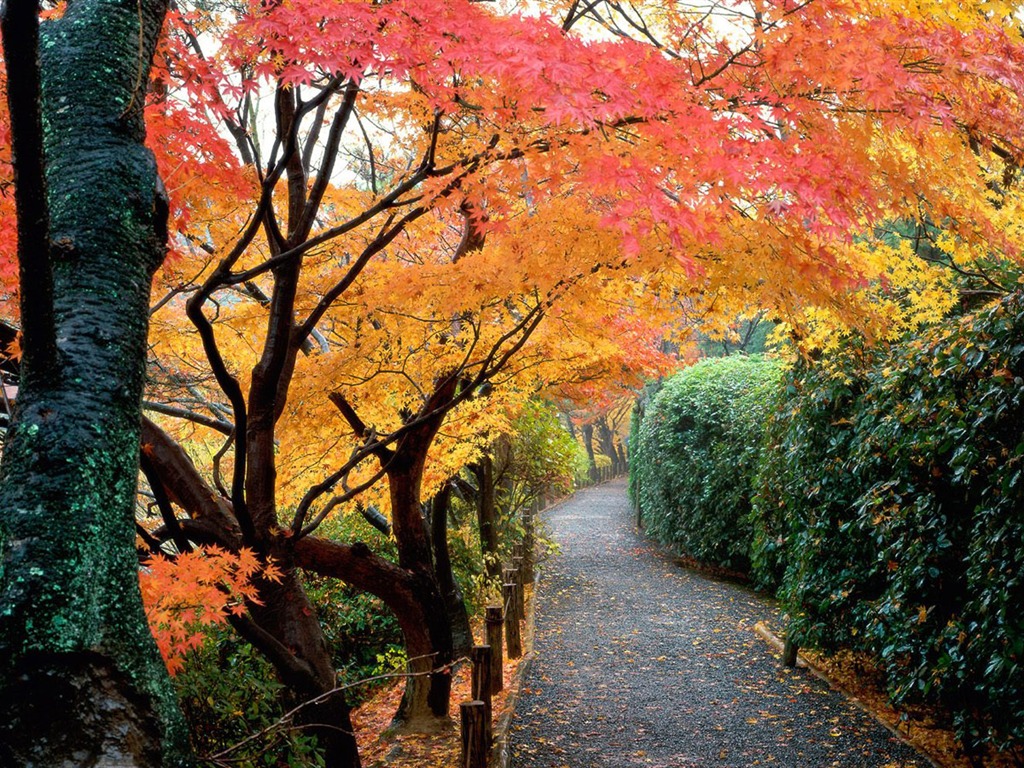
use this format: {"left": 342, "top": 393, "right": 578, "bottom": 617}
{"left": 631, "top": 355, "right": 782, "bottom": 571}
{"left": 752, "top": 293, "right": 1024, "bottom": 752}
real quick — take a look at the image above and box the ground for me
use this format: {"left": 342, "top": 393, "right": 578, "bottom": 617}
{"left": 353, "top": 479, "right": 1016, "bottom": 767}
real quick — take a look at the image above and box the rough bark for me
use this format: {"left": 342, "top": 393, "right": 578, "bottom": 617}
{"left": 0, "top": 0, "right": 190, "bottom": 763}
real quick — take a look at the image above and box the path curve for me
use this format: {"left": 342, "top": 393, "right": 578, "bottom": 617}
{"left": 509, "top": 479, "right": 926, "bottom": 768}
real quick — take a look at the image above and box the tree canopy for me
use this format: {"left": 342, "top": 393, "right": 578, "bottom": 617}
{"left": 3, "top": 0, "right": 1024, "bottom": 764}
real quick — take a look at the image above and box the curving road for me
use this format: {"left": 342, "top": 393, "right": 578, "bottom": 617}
{"left": 509, "top": 479, "right": 927, "bottom": 768}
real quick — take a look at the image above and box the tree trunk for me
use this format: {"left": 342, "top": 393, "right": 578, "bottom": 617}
{"left": 328, "top": 382, "right": 458, "bottom": 731}
{"left": 388, "top": 464, "right": 453, "bottom": 731}
{"left": 0, "top": 0, "right": 190, "bottom": 764}
{"left": 430, "top": 483, "right": 473, "bottom": 657}
{"left": 596, "top": 417, "right": 618, "bottom": 472}
{"left": 473, "top": 456, "right": 501, "bottom": 580}
{"left": 246, "top": 568, "right": 360, "bottom": 768}
{"left": 582, "top": 422, "right": 598, "bottom": 481}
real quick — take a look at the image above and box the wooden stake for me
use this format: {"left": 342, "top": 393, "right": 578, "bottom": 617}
{"left": 485, "top": 606, "right": 504, "bottom": 693}
{"left": 471, "top": 645, "right": 493, "bottom": 748}
{"left": 460, "top": 700, "right": 487, "bottom": 768}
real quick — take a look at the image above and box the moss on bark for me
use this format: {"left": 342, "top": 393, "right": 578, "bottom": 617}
{"left": 0, "top": 0, "right": 190, "bottom": 763}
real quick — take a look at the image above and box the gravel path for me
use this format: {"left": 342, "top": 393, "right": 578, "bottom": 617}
{"left": 509, "top": 479, "right": 927, "bottom": 768}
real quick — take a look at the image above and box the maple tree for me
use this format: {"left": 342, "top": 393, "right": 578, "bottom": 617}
{"left": 3, "top": 0, "right": 1024, "bottom": 765}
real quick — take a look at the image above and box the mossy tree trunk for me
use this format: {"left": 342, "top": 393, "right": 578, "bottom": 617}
{"left": 0, "top": 0, "right": 190, "bottom": 764}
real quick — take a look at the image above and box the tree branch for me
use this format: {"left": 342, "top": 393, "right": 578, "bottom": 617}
{"left": 140, "top": 417, "right": 243, "bottom": 546}
{"left": 143, "top": 400, "right": 234, "bottom": 435}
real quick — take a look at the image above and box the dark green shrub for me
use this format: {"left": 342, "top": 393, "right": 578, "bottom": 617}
{"left": 749, "top": 344, "right": 886, "bottom": 601}
{"left": 631, "top": 355, "right": 782, "bottom": 571}
{"left": 755, "top": 292, "right": 1024, "bottom": 752}
{"left": 172, "top": 627, "right": 326, "bottom": 766}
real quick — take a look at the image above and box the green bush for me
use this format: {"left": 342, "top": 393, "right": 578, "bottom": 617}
{"left": 172, "top": 627, "right": 326, "bottom": 766}
{"left": 631, "top": 355, "right": 783, "bottom": 571}
{"left": 303, "top": 575, "right": 404, "bottom": 695}
{"left": 753, "top": 292, "right": 1024, "bottom": 752}
{"left": 503, "top": 400, "right": 583, "bottom": 500}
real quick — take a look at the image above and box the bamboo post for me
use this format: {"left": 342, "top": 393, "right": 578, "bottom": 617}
{"left": 471, "top": 645, "right": 493, "bottom": 748}
{"left": 460, "top": 700, "right": 487, "bottom": 768}
{"left": 485, "top": 605, "right": 504, "bottom": 693}
{"left": 502, "top": 581, "right": 522, "bottom": 659}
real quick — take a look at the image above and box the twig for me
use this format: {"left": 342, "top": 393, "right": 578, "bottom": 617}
{"left": 204, "top": 655, "right": 471, "bottom": 762}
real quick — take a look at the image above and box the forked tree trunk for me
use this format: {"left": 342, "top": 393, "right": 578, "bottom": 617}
{"left": 0, "top": 0, "right": 190, "bottom": 763}
{"left": 142, "top": 419, "right": 362, "bottom": 767}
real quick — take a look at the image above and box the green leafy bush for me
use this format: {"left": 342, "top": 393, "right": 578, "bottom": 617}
{"left": 303, "top": 575, "right": 404, "bottom": 695}
{"left": 753, "top": 293, "right": 1024, "bottom": 751}
{"left": 631, "top": 355, "right": 782, "bottom": 571}
{"left": 503, "top": 400, "right": 583, "bottom": 501}
{"left": 172, "top": 628, "right": 326, "bottom": 767}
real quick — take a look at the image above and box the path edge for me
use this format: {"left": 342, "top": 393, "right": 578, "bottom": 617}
{"left": 753, "top": 622, "right": 943, "bottom": 768}
{"left": 491, "top": 485, "right": 580, "bottom": 768}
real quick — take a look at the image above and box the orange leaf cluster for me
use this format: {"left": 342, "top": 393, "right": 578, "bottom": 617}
{"left": 139, "top": 546, "right": 282, "bottom": 674}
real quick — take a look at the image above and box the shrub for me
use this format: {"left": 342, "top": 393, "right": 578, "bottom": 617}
{"left": 754, "top": 292, "right": 1024, "bottom": 751}
{"left": 631, "top": 355, "right": 782, "bottom": 571}
{"left": 172, "top": 627, "right": 326, "bottom": 766}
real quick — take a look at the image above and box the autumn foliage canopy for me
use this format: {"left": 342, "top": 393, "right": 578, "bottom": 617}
{"left": 3, "top": 0, "right": 1024, "bottom": 760}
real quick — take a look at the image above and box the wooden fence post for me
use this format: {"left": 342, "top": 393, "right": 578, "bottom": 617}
{"left": 502, "top": 581, "right": 522, "bottom": 659}
{"left": 783, "top": 635, "right": 799, "bottom": 668}
{"left": 460, "top": 700, "right": 487, "bottom": 768}
{"left": 511, "top": 557, "right": 525, "bottom": 618}
{"left": 485, "top": 605, "right": 504, "bottom": 693}
{"left": 471, "top": 645, "right": 493, "bottom": 748}
{"left": 522, "top": 511, "right": 535, "bottom": 583}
